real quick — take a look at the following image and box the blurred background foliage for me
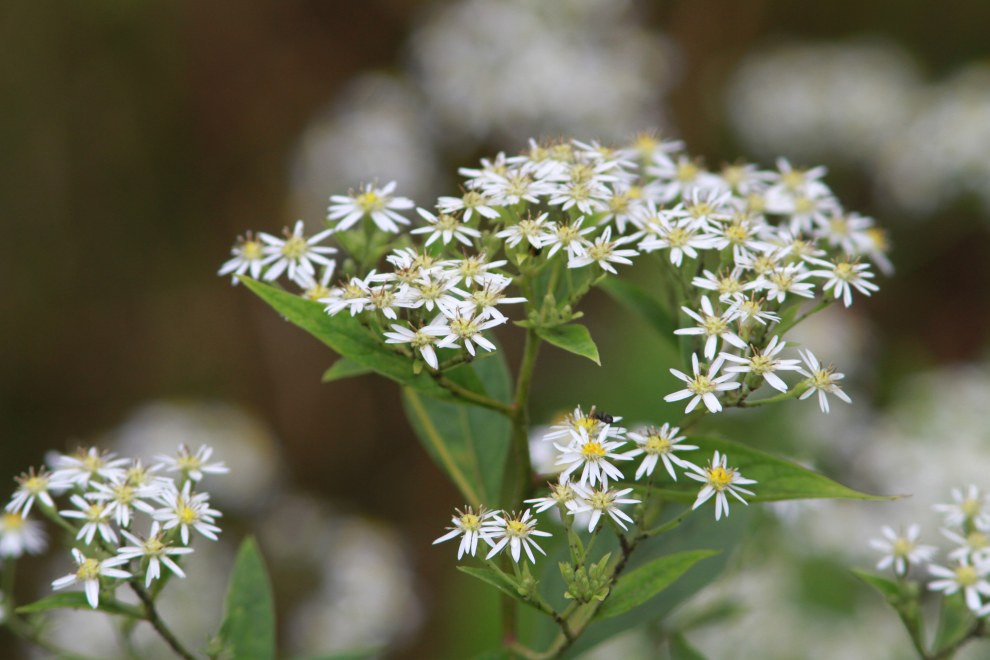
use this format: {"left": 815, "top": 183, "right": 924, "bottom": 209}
{"left": 2, "top": 0, "right": 989, "bottom": 657}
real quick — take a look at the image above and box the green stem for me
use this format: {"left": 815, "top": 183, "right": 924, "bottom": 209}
{"left": 432, "top": 374, "right": 514, "bottom": 415}
{"left": 774, "top": 298, "right": 834, "bottom": 336}
{"left": 735, "top": 382, "right": 809, "bottom": 408}
{"left": 129, "top": 582, "right": 196, "bottom": 660}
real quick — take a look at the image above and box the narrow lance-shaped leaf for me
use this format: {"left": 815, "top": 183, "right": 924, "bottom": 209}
{"left": 638, "top": 436, "right": 895, "bottom": 503}
{"left": 321, "top": 358, "right": 373, "bottom": 383}
{"left": 16, "top": 592, "right": 143, "bottom": 618}
{"left": 536, "top": 323, "right": 601, "bottom": 365}
{"left": 597, "top": 549, "right": 718, "bottom": 620}
{"left": 218, "top": 537, "right": 276, "bottom": 660}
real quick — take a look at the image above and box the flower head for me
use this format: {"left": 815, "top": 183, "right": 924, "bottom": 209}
{"left": 51, "top": 548, "right": 131, "bottom": 609}
{"left": 433, "top": 506, "right": 498, "bottom": 560}
{"left": 485, "top": 509, "right": 552, "bottom": 564}
{"left": 685, "top": 451, "right": 757, "bottom": 520}
{"left": 869, "top": 524, "right": 937, "bottom": 576}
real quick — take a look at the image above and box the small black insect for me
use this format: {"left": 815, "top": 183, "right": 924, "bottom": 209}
{"left": 591, "top": 411, "right": 614, "bottom": 424}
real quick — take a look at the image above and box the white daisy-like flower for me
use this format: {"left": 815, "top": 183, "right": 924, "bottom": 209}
{"left": 691, "top": 268, "right": 760, "bottom": 303}
{"left": 218, "top": 232, "right": 267, "bottom": 283}
{"left": 485, "top": 509, "right": 552, "bottom": 564}
{"left": 797, "top": 349, "right": 851, "bottom": 413}
{"left": 52, "top": 548, "right": 132, "bottom": 609}
{"left": 806, "top": 257, "right": 879, "bottom": 307}
{"left": 554, "top": 425, "right": 631, "bottom": 489}
{"left": 87, "top": 478, "right": 158, "bottom": 528}
{"left": 724, "top": 295, "right": 780, "bottom": 326}
{"left": 436, "top": 190, "right": 502, "bottom": 222}
{"left": 675, "top": 295, "right": 748, "bottom": 360}
{"left": 435, "top": 312, "right": 505, "bottom": 357}
{"left": 685, "top": 450, "right": 757, "bottom": 521}
{"left": 296, "top": 263, "right": 337, "bottom": 301}
{"left": 117, "top": 522, "right": 196, "bottom": 588}
{"left": 383, "top": 323, "right": 449, "bottom": 370}
{"left": 50, "top": 447, "right": 130, "bottom": 488}
{"left": 411, "top": 207, "right": 482, "bottom": 247}
{"left": 153, "top": 481, "right": 222, "bottom": 545}
{"left": 813, "top": 211, "right": 876, "bottom": 255}
{"left": 443, "top": 252, "right": 508, "bottom": 287}
{"left": 567, "top": 227, "right": 639, "bottom": 274}
{"left": 327, "top": 181, "right": 414, "bottom": 233}
{"left": 0, "top": 512, "right": 47, "bottom": 558}
{"left": 626, "top": 424, "right": 699, "bottom": 481}
{"left": 459, "top": 275, "right": 527, "bottom": 322}
{"left": 665, "top": 353, "right": 740, "bottom": 414}
{"left": 542, "top": 217, "right": 595, "bottom": 259}
{"left": 404, "top": 272, "right": 466, "bottom": 318}
{"left": 60, "top": 494, "right": 118, "bottom": 546}
{"left": 721, "top": 336, "right": 802, "bottom": 393}
{"left": 638, "top": 220, "right": 717, "bottom": 267}
{"left": 541, "top": 405, "right": 624, "bottom": 444}
{"left": 928, "top": 557, "right": 990, "bottom": 613}
{"left": 154, "top": 444, "right": 229, "bottom": 483}
{"left": 758, "top": 264, "right": 817, "bottom": 304}
{"left": 433, "top": 506, "right": 498, "bottom": 560}
{"left": 495, "top": 213, "right": 551, "bottom": 249}
{"left": 6, "top": 467, "right": 60, "bottom": 516}
{"left": 942, "top": 527, "right": 990, "bottom": 564}
{"left": 934, "top": 486, "right": 990, "bottom": 530}
{"left": 524, "top": 481, "right": 583, "bottom": 514}
{"left": 569, "top": 484, "right": 640, "bottom": 532}
{"left": 481, "top": 171, "right": 555, "bottom": 206}
{"left": 259, "top": 220, "right": 337, "bottom": 285}
{"left": 869, "top": 525, "right": 937, "bottom": 576}
{"left": 321, "top": 275, "right": 372, "bottom": 317}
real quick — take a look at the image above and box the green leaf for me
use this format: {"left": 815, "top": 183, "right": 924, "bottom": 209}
{"left": 240, "top": 277, "right": 454, "bottom": 400}
{"left": 536, "top": 323, "right": 601, "bottom": 365}
{"left": 934, "top": 592, "right": 978, "bottom": 654}
{"left": 669, "top": 632, "right": 708, "bottom": 660}
{"left": 597, "top": 550, "right": 718, "bottom": 620}
{"left": 401, "top": 353, "right": 511, "bottom": 506}
{"left": 852, "top": 569, "right": 925, "bottom": 647}
{"left": 457, "top": 567, "right": 544, "bottom": 614}
{"left": 321, "top": 358, "right": 373, "bottom": 383}
{"left": 640, "top": 436, "right": 894, "bottom": 503}
{"left": 292, "top": 651, "right": 380, "bottom": 660}
{"left": 16, "top": 592, "right": 142, "bottom": 618}
{"left": 851, "top": 569, "right": 903, "bottom": 602}
{"left": 219, "top": 537, "right": 276, "bottom": 660}
{"left": 597, "top": 277, "right": 675, "bottom": 338}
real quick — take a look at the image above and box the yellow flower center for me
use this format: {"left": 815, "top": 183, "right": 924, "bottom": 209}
{"left": 955, "top": 565, "right": 978, "bottom": 588}
{"left": 24, "top": 475, "right": 47, "bottom": 494}
{"left": 2, "top": 512, "right": 26, "bottom": 530}
{"left": 459, "top": 513, "right": 480, "bottom": 531}
{"left": 967, "top": 532, "right": 989, "bottom": 550}
{"left": 462, "top": 191, "right": 485, "bottom": 209}
{"left": 575, "top": 417, "right": 597, "bottom": 432}
{"left": 780, "top": 170, "right": 805, "bottom": 190}
{"left": 689, "top": 375, "right": 716, "bottom": 396}
{"left": 82, "top": 453, "right": 104, "bottom": 472}
{"left": 178, "top": 505, "right": 198, "bottom": 525}
{"left": 750, "top": 354, "right": 773, "bottom": 374}
{"left": 702, "top": 316, "right": 728, "bottom": 337}
{"left": 687, "top": 202, "right": 714, "bottom": 219}
{"left": 281, "top": 235, "right": 308, "bottom": 259}
{"left": 356, "top": 191, "right": 384, "bottom": 212}
{"left": 676, "top": 161, "right": 698, "bottom": 183}
{"left": 506, "top": 519, "right": 529, "bottom": 537}
{"left": 961, "top": 498, "right": 982, "bottom": 518}
{"left": 242, "top": 240, "right": 263, "bottom": 260}
{"left": 581, "top": 442, "right": 607, "bottom": 459}
{"left": 644, "top": 435, "right": 671, "bottom": 455}
{"left": 892, "top": 538, "right": 913, "bottom": 557}
{"left": 588, "top": 490, "right": 612, "bottom": 510}
{"left": 708, "top": 466, "right": 735, "bottom": 491}
{"left": 725, "top": 223, "right": 749, "bottom": 244}
{"left": 793, "top": 196, "right": 815, "bottom": 214}
{"left": 665, "top": 227, "right": 690, "bottom": 248}
{"left": 834, "top": 262, "right": 855, "bottom": 281}
{"left": 145, "top": 537, "right": 166, "bottom": 555}
{"left": 746, "top": 193, "right": 766, "bottom": 213}
{"left": 77, "top": 558, "right": 101, "bottom": 581}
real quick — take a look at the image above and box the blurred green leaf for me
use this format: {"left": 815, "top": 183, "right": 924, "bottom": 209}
{"left": 852, "top": 569, "right": 924, "bottom": 648}
{"left": 597, "top": 278, "right": 676, "bottom": 338}
{"left": 293, "top": 651, "right": 380, "bottom": 660}
{"left": 639, "top": 436, "right": 893, "bottom": 503}
{"left": 402, "top": 354, "right": 511, "bottom": 507}
{"left": 934, "top": 592, "right": 977, "bottom": 654}
{"left": 16, "top": 592, "right": 142, "bottom": 618}
{"left": 596, "top": 550, "right": 718, "bottom": 620}
{"left": 321, "top": 358, "right": 373, "bottom": 383}
{"left": 240, "top": 277, "right": 453, "bottom": 400}
{"left": 536, "top": 323, "right": 601, "bottom": 365}
{"left": 669, "top": 632, "right": 708, "bottom": 660}
{"left": 219, "top": 537, "right": 276, "bottom": 660}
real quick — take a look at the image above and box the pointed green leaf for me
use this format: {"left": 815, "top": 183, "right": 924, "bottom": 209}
{"left": 321, "top": 358, "right": 373, "bottom": 383}
{"left": 934, "top": 592, "right": 978, "bottom": 653}
{"left": 669, "top": 632, "right": 708, "bottom": 660}
{"left": 240, "top": 277, "right": 454, "bottom": 400}
{"left": 16, "top": 592, "right": 142, "bottom": 618}
{"left": 597, "top": 550, "right": 719, "bottom": 620}
{"left": 853, "top": 569, "right": 925, "bottom": 647}
{"left": 219, "top": 537, "right": 276, "bottom": 660}
{"left": 456, "top": 567, "right": 544, "bottom": 614}
{"left": 402, "top": 354, "right": 511, "bottom": 506}
{"left": 597, "top": 277, "right": 675, "bottom": 338}
{"left": 851, "top": 569, "right": 903, "bottom": 602}
{"left": 639, "top": 436, "right": 894, "bottom": 503}
{"left": 536, "top": 323, "right": 600, "bottom": 365}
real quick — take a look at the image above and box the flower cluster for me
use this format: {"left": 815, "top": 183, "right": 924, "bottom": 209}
{"left": 1, "top": 444, "right": 227, "bottom": 609}
{"left": 223, "top": 135, "right": 883, "bottom": 415}
{"left": 869, "top": 485, "right": 990, "bottom": 618}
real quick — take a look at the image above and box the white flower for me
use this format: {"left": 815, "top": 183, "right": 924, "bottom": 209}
{"left": 485, "top": 509, "right": 552, "bottom": 564}
{"left": 524, "top": 481, "right": 583, "bottom": 514}
{"left": 626, "top": 424, "right": 699, "bottom": 481}
{"left": 87, "top": 478, "right": 158, "bottom": 528}
{"left": 443, "top": 252, "right": 508, "bottom": 287}
{"left": 218, "top": 232, "right": 266, "bottom": 283}
{"left": 404, "top": 272, "right": 465, "bottom": 318}
{"left": 60, "top": 494, "right": 118, "bottom": 546}
{"left": 869, "top": 525, "right": 937, "bottom": 576}
{"left": 569, "top": 485, "right": 640, "bottom": 532}
{"left": 758, "top": 264, "right": 816, "bottom": 304}
{"left": 806, "top": 257, "right": 879, "bottom": 307}
{"left": 6, "top": 467, "right": 59, "bottom": 516}
{"left": 117, "top": 522, "right": 195, "bottom": 588}
{"left": 797, "top": 349, "right": 851, "bottom": 413}
{"left": 154, "top": 444, "right": 229, "bottom": 483}
{"left": 436, "top": 190, "right": 501, "bottom": 222}
{"left": 495, "top": 213, "right": 551, "bottom": 249}
{"left": 691, "top": 267, "right": 759, "bottom": 303}
{"left": 942, "top": 527, "right": 990, "bottom": 564}
{"left": 542, "top": 217, "right": 595, "bottom": 259}
{"left": 665, "top": 353, "right": 740, "bottom": 413}
{"left": 554, "top": 425, "right": 630, "bottom": 488}
{"left": 50, "top": 447, "right": 129, "bottom": 488}
{"left": 934, "top": 485, "right": 990, "bottom": 530}
{"left": 721, "top": 336, "right": 802, "bottom": 392}
{"left": 638, "top": 220, "right": 717, "bottom": 267}
{"left": 411, "top": 207, "right": 482, "bottom": 246}
{"left": 675, "top": 295, "right": 748, "bottom": 360}
{"left": 327, "top": 181, "right": 414, "bottom": 233}
{"left": 383, "top": 323, "right": 449, "bottom": 370}
{"left": 433, "top": 506, "right": 498, "bottom": 560}
{"left": 541, "top": 405, "right": 624, "bottom": 444}
{"left": 153, "top": 481, "right": 222, "bottom": 545}
{"left": 567, "top": 227, "right": 639, "bottom": 274}
{"left": 724, "top": 295, "right": 780, "bottom": 326}
{"left": 0, "top": 512, "right": 47, "bottom": 558}
{"left": 685, "top": 451, "right": 757, "bottom": 520}
{"left": 459, "top": 275, "right": 527, "bottom": 322}
{"left": 259, "top": 220, "right": 336, "bottom": 286}
{"left": 928, "top": 557, "right": 990, "bottom": 613}
{"left": 435, "top": 312, "right": 505, "bottom": 357}
{"left": 52, "top": 548, "right": 132, "bottom": 609}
